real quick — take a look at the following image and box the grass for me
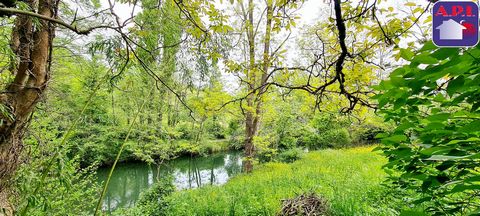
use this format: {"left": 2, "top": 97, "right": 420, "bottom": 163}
{"left": 165, "top": 146, "right": 400, "bottom": 216}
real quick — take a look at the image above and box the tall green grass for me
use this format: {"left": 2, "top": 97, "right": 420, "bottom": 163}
{"left": 165, "top": 147, "right": 398, "bottom": 215}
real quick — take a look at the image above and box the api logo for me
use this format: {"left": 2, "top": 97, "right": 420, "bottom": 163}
{"left": 433, "top": 1, "right": 479, "bottom": 47}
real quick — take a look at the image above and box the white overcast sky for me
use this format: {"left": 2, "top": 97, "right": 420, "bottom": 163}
{"left": 103, "top": 0, "right": 431, "bottom": 25}
{"left": 95, "top": 0, "right": 432, "bottom": 92}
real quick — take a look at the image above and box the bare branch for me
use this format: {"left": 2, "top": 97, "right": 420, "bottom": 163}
{"left": 0, "top": 7, "right": 116, "bottom": 35}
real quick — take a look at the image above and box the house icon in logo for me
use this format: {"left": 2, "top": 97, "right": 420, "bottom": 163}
{"left": 436, "top": 19, "right": 466, "bottom": 40}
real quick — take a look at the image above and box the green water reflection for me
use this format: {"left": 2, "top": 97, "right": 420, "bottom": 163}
{"left": 96, "top": 151, "right": 243, "bottom": 213}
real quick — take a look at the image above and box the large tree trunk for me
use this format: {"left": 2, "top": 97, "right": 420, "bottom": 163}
{"left": 243, "top": 0, "right": 273, "bottom": 173}
{"left": 0, "top": 0, "right": 56, "bottom": 211}
{"left": 243, "top": 0, "right": 256, "bottom": 173}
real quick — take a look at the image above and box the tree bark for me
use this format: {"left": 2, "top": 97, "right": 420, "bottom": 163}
{"left": 243, "top": 0, "right": 273, "bottom": 173}
{"left": 0, "top": 0, "right": 56, "bottom": 210}
{"left": 243, "top": 0, "right": 256, "bottom": 173}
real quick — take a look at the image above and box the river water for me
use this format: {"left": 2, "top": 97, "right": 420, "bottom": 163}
{"left": 96, "top": 151, "right": 243, "bottom": 213}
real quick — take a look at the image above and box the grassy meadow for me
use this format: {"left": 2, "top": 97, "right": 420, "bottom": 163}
{"left": 164, "top": 147, "right": 401, "bottom": 215}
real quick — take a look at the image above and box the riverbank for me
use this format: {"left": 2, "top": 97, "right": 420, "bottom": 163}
{"left": 87, "top": 138, "right": 237, "bottom": 168}
{"left": 163, "top": 146, "right": 401, "bottom": 215}
{"left": 97, "top": 150, "right": 243, "bottom": 213}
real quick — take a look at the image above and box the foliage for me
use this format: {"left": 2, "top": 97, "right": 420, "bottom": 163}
{"left": 164, "top": 147, "right": 403, "bottom": 215}
{"left": 13, "top": 116, "right": 99, "bottom": 216}
{"left": 277, "top": 148, "right": 304, "bottom": 163}
{"left": 1, "top": 0, "right": 450, "bottom": 215}
{"left": 376, "top": 42, "right": 480, "bottom": 214}
{"left": 302, "top": 114, "right": 352, "bottom": 150}
{"left": 113, "top": 175, "right": 175, "bottom": 216}
{"left": 351, "top": 123, "right": 391, "bottom": 145}
{"left": 204, "top": 116, "right": 227, "bottom": 139}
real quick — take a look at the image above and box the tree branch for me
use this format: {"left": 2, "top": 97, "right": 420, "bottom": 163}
{"left": 0, "top": 7, "right": 115, "bottom": 35}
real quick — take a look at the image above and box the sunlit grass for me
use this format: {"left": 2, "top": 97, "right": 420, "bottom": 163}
{"left": 166, "top": 146, "right": 398, "bottom": 215}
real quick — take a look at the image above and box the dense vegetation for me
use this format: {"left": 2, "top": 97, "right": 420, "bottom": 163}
{"left": 0, "top": 0, "right": 479, "bottom": 215}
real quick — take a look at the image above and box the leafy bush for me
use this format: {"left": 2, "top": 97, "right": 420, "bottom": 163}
{"left": 376, "top": 42, "right": 480, "bottom": 214}
{"left": 173, "top": 122, "right": 196, "bottom": 140}
{"left": 226, "top": 120, "right": 244, "bottom": 150}
{"left": 114, "top": 176, "right": 175, "bottom": 216}
{"left": 254, "top": 134, "right": 277, "bottom": 163}
{"left": 352, "top": 125, "right": 386, "bottom": 144}
{"left": 226, "top": 120, "right": 240, "bottom": 136}
{"left": 256, "top": 148, "right": 278, "bottom": 163}
{"left": 350, "top": 117, "right": 392, "bottom": 145}
{"left": 199, "top": 139, "right": 229, "bottom": 154}
{"left": 302, "top": 114, "right": 353, "bottom": 149}
{"left": 277, "top": 148, "right": 304, "bottom": 163}
{"left": 204, "top": 117, "right": 226, "bottom": 139}
{"left": 14, "top": 129, "right": 99, "bottom": 216}
{"left": 278, "top": 133, "right": 298, "bottom": 150}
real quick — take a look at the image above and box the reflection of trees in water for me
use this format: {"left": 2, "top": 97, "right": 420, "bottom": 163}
{"left": 100, "top": 163, "right": 152, "bottom": 211}
{"left": 158, "top": 152, "right": 232, "bottom": 188}
{"left": 224, "top": 151, "right": 243, "bottom": 176}
{"left": 97, "top": 151, "right": 244, "bottom": 213}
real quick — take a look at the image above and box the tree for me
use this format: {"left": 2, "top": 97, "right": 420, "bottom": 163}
{"left": 377, "top": 43, "right": 480, "bottom": 214}
{"left": 174, "top": 0, "right": 429, "bottom": 172}
{"left": 0, "top": 0, "right": 179, "bottom": 209}
{"left": 0, "top": 0, "right": 56, "bottom": 202}
{"left": 222, "top": 0, "right": 302, "bottom": 172}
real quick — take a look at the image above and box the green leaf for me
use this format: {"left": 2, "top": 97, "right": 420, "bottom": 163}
{"left": 412, "top": 54, "right": 438, "bottom": 64}
{"left": 447, "top": 137, "right": 480, "bottom": 144}
{"left": 459, "top": 120, "right": 480, "bottom": 133}
{"left": 400, "top": 48, "right": 414, "bottom": 61}
{"left": 447, "top": 76, "right": 465, "bottom": 96}
{"left": 426, "top": 113, "right": 450, "bottom": 122}
{"left": 419, "top": 41, "right": 437, "bottom": 51}
{"left": 447, "top": 184, "right": 480, "bottom": 194}
{"left": 431, "top": 48, "right": 458, "bottom": 60}
{"left": 382, "top": 135, "right": 408, "bottom": 144}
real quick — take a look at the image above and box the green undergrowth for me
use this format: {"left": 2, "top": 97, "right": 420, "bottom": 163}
{"left": 164, "top": 147, "right": 401, "bottom": 215}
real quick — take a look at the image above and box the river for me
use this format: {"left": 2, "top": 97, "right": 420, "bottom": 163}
{"left": 96, "top": 150, "right": 243, "bottom": 213}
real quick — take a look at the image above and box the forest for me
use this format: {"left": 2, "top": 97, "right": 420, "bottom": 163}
{"left": 0, "top": 0, "right": 479, "bottom": 215}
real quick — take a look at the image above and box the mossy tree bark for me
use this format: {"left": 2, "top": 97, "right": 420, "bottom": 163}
{"left": 0, "top": 0, "right": 56, "bottom": 210}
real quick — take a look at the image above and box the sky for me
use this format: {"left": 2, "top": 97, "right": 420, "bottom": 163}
{"left": 93, "top": 0, "right": 432, "bottom": 92}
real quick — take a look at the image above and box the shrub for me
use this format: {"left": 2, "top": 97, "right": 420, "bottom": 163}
{"left": 15, "top": 132, "right": 99, "bottom": 215}
{"left": 204, "top": 117, "right": 226, "bottom": 139}
{"left": 277, "top": 148, "right": 304, "bottom": 163}
{"left": 304, "top": 128, "right": 352, "bottom": 149}
{"left": 278, "top": 134, "right": 298, "bottom": 150}
{"left": 350, "top": 120, "right": 392, "bottom": 145}
{"left": 226, "top": 120, "right": 240, "bottom": 136}
{"left": 376, "top": 43, "right": 480, "bottom": 214}
{"left": 226, "top": 120, "right": 244, "bottom": 150}
{"left": 254, "top": 134, "right": 279, "bottom": 163}
{"left": 257, "top": 148, "right": 278, "bottom": 163}
{"left": 199, "top": 140, "right": 229, "bottom": 154}
{"left": 300, "top": 114, "right": 353, "bottom": 149}
{"left": 114, "top": 176, "right": 175, "bottom": 216}
{"left": 173, "top": 122, "right": 195, "bottom": 140}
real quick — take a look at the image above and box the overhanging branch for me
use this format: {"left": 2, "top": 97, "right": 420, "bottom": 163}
{"left": 0, "top": 7, "right": 115, "bottom": 35}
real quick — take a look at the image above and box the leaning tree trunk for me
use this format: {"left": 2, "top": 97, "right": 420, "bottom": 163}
{"left": 0, "top": 0, "right": 56, "bottom": 210}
